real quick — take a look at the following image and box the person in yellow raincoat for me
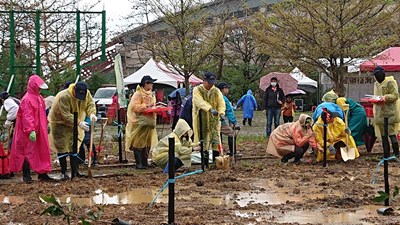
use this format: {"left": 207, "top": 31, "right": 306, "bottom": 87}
{"left": 125, "top": 75, "right": 158, "bottom": 169}
{"left": 48, "top": 81, "right": 97, "bottom": 180}
{"left": 192, "top": 72, "right": 225, "bottom": 161}
{"left": 312, "top": 109, "right": 359, "bottom": 162}
{"left": 152, "top": 119, "right": 194, "bottom": 171}
{"left": 266, "top": 114, "right": 318, "bottom": 163}
{"left": 372, "top": 66, "right": 400, "bottom": 157}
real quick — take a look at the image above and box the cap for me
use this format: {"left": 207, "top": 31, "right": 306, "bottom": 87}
{"left": 140, "top": 75, "right": 157, "bottom": 86}
{"left": 74, "top": 81, "right": 88, "bottom": 100}
{"left": 0, "top": 91, "right": 10, "bottom": 100}
{"left": 203, "top": 71, "right": 217, "bottom": 84}
{"left": 372, "top": 66, "right": 385, "bottom": 76}
{"left": 63, "top": 81, "right": 73, "bottom": 90}
{"left": 217, "top": 82, "right": 229, "bottom": 90}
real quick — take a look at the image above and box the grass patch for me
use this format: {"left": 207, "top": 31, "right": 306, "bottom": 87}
{"left": 237, "top": 134, "right": 266, "bottom": 144}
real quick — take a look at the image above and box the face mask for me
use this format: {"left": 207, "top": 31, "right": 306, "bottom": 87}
{"left": 271, "top": 82, "right": 277, "bottom": 87}
{"left": 374, "top": 73, "right": 385, "bottom": 83}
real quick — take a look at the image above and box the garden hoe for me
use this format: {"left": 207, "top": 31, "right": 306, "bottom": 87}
{"left": 87, "top": 119, "right": 95, "bottom": 178}
{"left": 340, "top": 104, "right": 356, "bottom": 161}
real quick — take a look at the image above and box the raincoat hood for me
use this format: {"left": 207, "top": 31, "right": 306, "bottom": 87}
{"left": 136, "top": 85, "right": 153, "bottom": 96}
{"left": 173, "top": 119, "right": 193, "bottom": 139}
{"left": 27, "top": 75, "right": 46, "bottom": 95}
{"left": 322, "top": 90, "right": 338, "bottom": 102}
{"left": 336, "top": 97, "right": 347, "bottom": 110}
{"left": 298, "top": 114, "right": 312, "bottom": 126}
{"left": 247, "top": 90, "right": 252, "bottom": 95}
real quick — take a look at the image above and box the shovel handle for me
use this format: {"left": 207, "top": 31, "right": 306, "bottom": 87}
{"left": 88, "top": 119, "right": 95, "bottom": 169}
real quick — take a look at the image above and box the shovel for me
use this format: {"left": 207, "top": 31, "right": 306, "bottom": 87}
{"left": 87, "top": 118, "right": 95, "bottom": 178}
{"left": 96, "top": 118, "right": 108, "bottom": 163}
{"left": 340, "top": 104, "right": 356, "bottom": 162}
{"left": 215, "top": 141, "right": 230, "bottom": 170}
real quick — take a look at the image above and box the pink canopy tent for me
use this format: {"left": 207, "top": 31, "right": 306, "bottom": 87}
{"left": 360, "top": 47, "right": 400, "bottom": 72}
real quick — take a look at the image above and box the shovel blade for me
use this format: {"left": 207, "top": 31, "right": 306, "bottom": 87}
{"left": 347, "top": 147, "right": 356, "bottom": 160}
{"left": 340, "top": 147, "right": 349, "bottom": 162}
{"left": 215, "top": 156, "right": 230, "bottom": 170}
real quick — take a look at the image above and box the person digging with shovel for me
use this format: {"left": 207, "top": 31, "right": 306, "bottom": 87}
{"left": 266, "top": 114, "right": 318, "bottom": 164}
{"left": 312, "top": 109, "right": 359, "bottom": 162}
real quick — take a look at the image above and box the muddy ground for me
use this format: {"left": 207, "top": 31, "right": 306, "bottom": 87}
{"left": 0, "top": 111, "right": 399, "bottom": 225}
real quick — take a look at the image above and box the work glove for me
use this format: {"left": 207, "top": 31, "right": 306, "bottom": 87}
{"left": 79, "top": 121, "right": 90, "bottom": 132}
{"left": 209, "top": 109, "right": 218, "bottom": 116}
{"left": 328, "top": 145, "right": 336, "bottom": 155}
{"left": 345, "top": 127, "right": 351, "bottom": 135}
{"left": 3, "top": 120, "right": 13, "bottom": 129}
{"left": 233, "top": 124, "right": 241, "bottom": 130}
{"left": 29, "top": 131, "right": 36, "bottom": 142}
{"left": 90, "top": 114, "right": 98, "bottom": 122}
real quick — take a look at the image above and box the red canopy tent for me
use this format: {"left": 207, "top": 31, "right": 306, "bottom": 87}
{"left": 360, "top": 47, "right": 400, "bottom": 72}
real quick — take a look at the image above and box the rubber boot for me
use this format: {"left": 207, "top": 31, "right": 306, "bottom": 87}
{"left": 22, "top": 160, "right": 33, "bottom": 183}
{"left": 243, "top": 119, "right": 246, "bottom": 126}
{"left": 392, "top": 141, "right": 399, "bottom": 157}
{"left": 58, "top": 153, "right": 69, "bottom": 181}
{"left": 228, "top": 136, "right": 234, "bottom": 156}
{"left": 248, "top": 118, "right": 252, "bottom": 126}
{"left": 212, "top": 150, "right": 219, "bottom": 163}
{"left": 133, "top": 149, "right": 145, "bottom": 169}
{"left": 141, "top": 148, "right": 149, "bottom": 168}
{"left": 38, "top": 173, "right": 54, "bottom": 182}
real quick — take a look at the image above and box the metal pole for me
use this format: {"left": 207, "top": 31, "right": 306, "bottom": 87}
{"left": 168, "top": 136, "right": 175, "bottom": 225}
{"left": 383, "top": 117, "right": 390, "bottom": 206}
{"left": 35, "top": 10, "right": 41, "bottom": 75}
{"left": 9, "top": 10, "right": 15, "bottom": 96}
{"left": 117, "top": 101, "right": 123, "bottom": 163}
{"left": 75, "top": 11, "right": 81, "bottom": 81}
{"left": 101, "top": 10, "right": 106, "bottom": 61}
{"left": 71, "top": 112, "right": 78, "bottom": 180}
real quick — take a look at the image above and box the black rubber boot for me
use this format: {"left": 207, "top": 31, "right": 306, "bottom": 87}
{"left": 243, "top": 119, "right": 246, "bottom": 126}
{"left": 141, "top": 148, "right": 149, "bottom": 168}
{"left": 389, "top": 135, "right": 399, "bottom": 157}
{"left": 248, "top": 118, "right": 252, "bottom": 126}
{"left": 212, "top": 150, "right": 219, "bottom": 163}
{"left": 134, "top": 149, "right": 145, "bottom": 169}
{"left": 38, "top": 173, "right": 54, "bottom": 182}
{"left": 22, "top": 160, "right": 32, "bottom": 183}
{"left": 58, "top": 153, "right": 69, "bottom": 181}
{"left": 228, "top": 136, "right": 234, "bottom": 156}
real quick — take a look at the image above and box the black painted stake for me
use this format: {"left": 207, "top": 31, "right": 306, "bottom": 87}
{"left": 323, "top": 114, "right": 327, "bottom": 168}
{"left": 383, "top": 117, "right": 390, "bottom": 206}
{"left": 168, "top": 136, "right": 175, "bottom": 225}
{"left": 71, "top": 112, "right": 78, "bottom": 180}
{"left": 199, "top": 110, "right": 205, "bottom": 170}
{"left": 117, "top": 101, "right": 123, "bottom": 163}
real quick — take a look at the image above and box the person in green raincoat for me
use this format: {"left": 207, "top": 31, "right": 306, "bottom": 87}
{"left": 48, "top": 81, "right": 97, "bottom": 180}
{"left": 192, "top": 72, "right": 225, "bottom": 160}
{"left": 336, "top": 97, "right": 367, "bottom": 146}
{"left": 152, "top": 119, "right": 194, "bottom": 171}
{"left": 125, "top": 75, "right": 158, "bottom": 169}
{"left": 371, "top": 66, "right": 400, "bottom": 157}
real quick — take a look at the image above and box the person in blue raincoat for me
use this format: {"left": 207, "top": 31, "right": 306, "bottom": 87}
{"left": 218, "top": 82, "right": 239, "bottom": 156}
{"left": 312, "top": 90, "right": 344, "bottom": 122}
{"left": 237, "top": 90, "right": 258, "bottom": 126}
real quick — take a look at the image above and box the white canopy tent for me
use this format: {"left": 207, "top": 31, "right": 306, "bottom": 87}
{"left": 123, "top": 58, "right": 202, "bottom": 88}
{"left": 290, "top": 67, "right": 318, "bottom": 93}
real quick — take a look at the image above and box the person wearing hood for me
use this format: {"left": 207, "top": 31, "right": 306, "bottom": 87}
{"left": 371, "top": 66, "right": 400, "bottom": 157}
{"left": 336, "top": 97, "right": 367, "bottom": 146}
{"left": 312, "top": 109, "right": 359, "bottom": 162}
{"left": 152, "top": 119, "right": 194, "bottom": 171}
{"left": 192, "top": 72, "right": 225, "bottom": 161}
{"left": 262, "top": 77, "right": 285, "bottom": 137}
{"left": 125, "top": 75, "right": 158, "bottom": 169}
{"left": 48, "top": 81, "right": 97, "bottom": 180}
{"left": 312, "top": 90, "right": 344, "bottom": 122}
{"left": 0, "top": 91, "right": 20, "bottom": 130}
{"left": 236, "top": 89, "right": 257, "bottom": 126}
{"left": 9, "top": 75, "right": 52, "bottom": 183}
{"left": 266, "top": 114, "right": 317, "bottom": 163}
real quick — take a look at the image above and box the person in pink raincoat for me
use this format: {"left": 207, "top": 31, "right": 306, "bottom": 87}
{"left": 9, "top": 75, "right": 52, "bottom": 183}
{"left": 266, "top": 114, "right": 318, "bottom": 163}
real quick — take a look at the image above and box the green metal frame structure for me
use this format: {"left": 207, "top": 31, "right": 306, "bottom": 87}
{"left": 0, "top": 10, "right": 107, "bottom": 94}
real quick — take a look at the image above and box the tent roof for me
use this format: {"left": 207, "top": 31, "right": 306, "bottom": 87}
{"left": 123, "top": 58, "right": 203, "bottom": 88}
{"left": 360, "top": 47, "right": 400, "bottom": 72}
{"left": 290, "top": 67, "right": 318, "bottom": 88}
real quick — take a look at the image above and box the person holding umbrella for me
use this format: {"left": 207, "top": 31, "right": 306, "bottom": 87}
{"left": 236, "top": 90, "right": 257, "bottom": 126}
{"left": 262, "top": 77, "right": 285, "bottom": 137}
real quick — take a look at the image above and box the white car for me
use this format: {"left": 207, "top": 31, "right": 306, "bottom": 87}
{"left": 93, "top": 87, "right": 129, "bottom": 107}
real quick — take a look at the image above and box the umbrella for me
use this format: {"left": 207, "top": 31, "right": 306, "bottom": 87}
{"left": 259, "top": 72, "right": 298, "bottom": 95}
{"left": 286, "top": 89, "right": 306, "bottom": 97}
{"left": 168, "top": 88, "right": 190, "bottom": 100}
